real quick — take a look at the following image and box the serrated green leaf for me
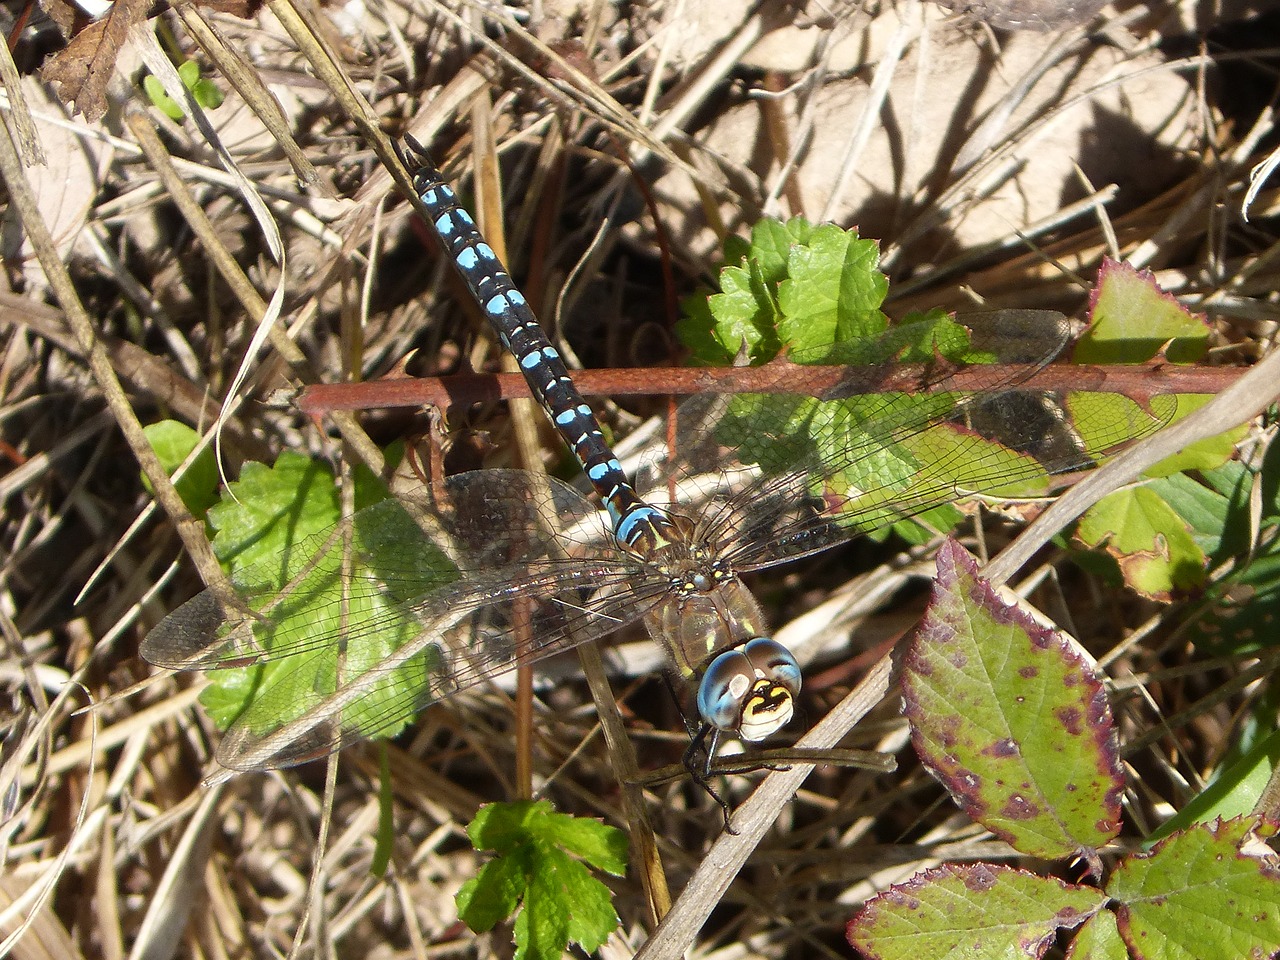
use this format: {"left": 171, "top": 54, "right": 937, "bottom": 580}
{"left": 537, "top": 807, "right": 629, "bottom": 875}
{"left": 1078, "top": 259, "right": 1209, "bottom": 364}
{"left": 458, "top": 802, "right": 625, "bottom": 960}
{"left": 1108, "top": 817, "right": 1280, "bottom": 960}
{"left": 458, "top": 845, "right": 531, "bottom": 932}
{"left": 516, "top": 844, "right": 573, "bottom": 960}
{"left": 1075, "top": 486, "right": 1206, "bottom": 601}
{"left": 748, "top": 217, "right": 813, "bottom": 283}
{"left": 468, "top": 799, "right": 562, "bottom": 854}
{"left": 675, "top": 258, "right": 782, "bottom": 364}
{"left": 775, "top": 225, "right": 886, "bottom": 351}
{"left": 676, "top": 216, "right": 887, "bottom": 365}
{"left": 142, "top": 420, "right": 218, "bottom": 517}
{"left": 903, "top": 541, "right": 1124, "bottom": 861}
{"left": 206, "top": 452, "right": 344, "bottom": 570}
{"left": 559, "top": 851, "right": 620, "bottom": 952}
{"left": 848, "top": 863, "right": 1104, "bottom": 960}
{"left": 197, "top": 452, "right": 452, "bottom": 738}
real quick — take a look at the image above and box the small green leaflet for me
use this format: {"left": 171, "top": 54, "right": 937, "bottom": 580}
{"left": 143, "top": 60, "right": 225, "bottom": 121}
{"left": 142, "top": 419, "right": 218, "bottom": 517}
{"left": 457, "top": 801, "right": 628, "bottom": 960}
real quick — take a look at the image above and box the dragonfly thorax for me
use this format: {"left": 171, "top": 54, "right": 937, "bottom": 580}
{"left": 627, "top": 509, "right": 735, "bottom": 600}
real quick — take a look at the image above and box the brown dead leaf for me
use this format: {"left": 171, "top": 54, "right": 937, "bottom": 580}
{"left": 40, "top": 0, "right": 153, "bottom": 122}
{"left": 35, "top": 0, "right": 78, "bottom": 39}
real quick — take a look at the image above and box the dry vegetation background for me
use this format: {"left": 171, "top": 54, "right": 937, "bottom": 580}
{"left": 1, "top": 0, "right": 1280, "bottom": 957}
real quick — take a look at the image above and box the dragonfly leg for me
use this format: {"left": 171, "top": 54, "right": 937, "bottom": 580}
{"left": 683, "top": 723, "right": 738, "bottom": 833}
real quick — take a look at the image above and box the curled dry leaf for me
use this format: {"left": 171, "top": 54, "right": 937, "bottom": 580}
{"left": 39, "top": 0, "right": 150, "bottom": 122}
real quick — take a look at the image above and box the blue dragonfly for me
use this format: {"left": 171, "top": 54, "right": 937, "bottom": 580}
{"left": 142, "top": 145, "right": 1167, "bottom": 778}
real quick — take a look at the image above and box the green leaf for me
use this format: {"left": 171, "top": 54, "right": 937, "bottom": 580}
{"left": 847, "top": 863, "right": 1104, "bottom": 960}
{"left": 142, "top": 61, "right": 222, "bottom": 121}
{"left": 677, "top": 222, "right": 1184, "bottom": 554}
{"left": 191, "top": 77, "right": 225, "bottom": 110}
{"left": 1066, "top": 263, "right": 1247, "bottom": 598}
{"left": 142, "top": 420, "right": 218, "bottom": 517}
{"left": 1077, "top": 259, "right": 1209, "bottom": 364}
{"left": 514, "top": 846, "right": 574, "bottom": 960}
{"left": 1064, "top": 909, "right": 1127, "bottom": 960}
{"left": 206, "top": 452, "right": 346, "bottom": 571}
{"left": 457, "top": 801, "right": 625, "bottom": 960}
{"left": 458, "top": 845, "right": 530, "bottom": 931}
{"left": 197, "top": 452, "right": 454, "bottom": 739}
{"left": 1145, "top": 469, "right": 1251, "bottom": 563}
{"left": 1193, "top": 446, "right": 1280, "bottom": 654}
{"left": 774, "top": 224, "right": 886, "bottom": 351}
{"left": 903, "top": 541, "right": 1124, "bottom": 861}
{"left": 1107, "top": 817, "right": 1280, "bottom": 960}
{"left": 142, "top": 73, "right": 185, "bottom": 121}
{"left": 1197, "top": 543, "right": 1280, "bottom": 655}
{"left": 676, "top": 256, "right": 782, "bottom": 363}
{"left": 1075, "top": 486, "right": 1206, "bottom": 601}
{"left": 676, "top": 217, "right": 887, "bottom": 365}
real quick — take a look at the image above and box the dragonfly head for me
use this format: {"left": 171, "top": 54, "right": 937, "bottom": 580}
{"left": 697, "top": 638, "right": 801, "bottom": 741}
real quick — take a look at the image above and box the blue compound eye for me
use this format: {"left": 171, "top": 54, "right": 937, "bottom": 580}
{"left": 698, "top": 649, "right": 757, "bottom": 732}
{"left": 742, "top": 638, "right": 801, "bottom": 697}
{"left": 697, "top": 640, "right": 801, "bottom": 740}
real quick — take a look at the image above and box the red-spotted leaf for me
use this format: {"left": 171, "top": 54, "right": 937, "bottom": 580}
{"left": 902, "top": 540, "right": 1123, "bottom": 861}
{"left": 847, "top": 863, "right": 1104, "bottom": 960}
{"left": 1107, "top": 816, "right": 1280, "bottom": 960}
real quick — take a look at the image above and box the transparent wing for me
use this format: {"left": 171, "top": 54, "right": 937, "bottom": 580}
{"left": 628, "top": 310, "right": 1172, "bottom": 570}
{"left": 143, "top": 471, "right": 671, "bottom": 770}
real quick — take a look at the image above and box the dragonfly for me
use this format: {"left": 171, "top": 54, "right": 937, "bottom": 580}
{"left": 142, "top": 144, "right": 1168, "bottom": 779}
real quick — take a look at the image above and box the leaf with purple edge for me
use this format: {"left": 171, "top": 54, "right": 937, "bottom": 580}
{"left": 1108, "top": 816, "right": 1280, "bottom": 960}
{"left": 902, "top": 540, "right": 1124, "bottom": 862}
{"left": 847, "top": 863, "right": 1104, "bottom": 960}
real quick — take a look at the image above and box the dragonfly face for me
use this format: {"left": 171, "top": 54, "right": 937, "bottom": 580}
{"left": 634, "top": 539, "right": 801, "bottom": 741}
{"left": 699, "top": 638, "right": 801, "bottom": 741}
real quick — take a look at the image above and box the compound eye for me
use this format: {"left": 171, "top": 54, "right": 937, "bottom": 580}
{"left": 696, "top": 639, "right": 802, "bottom": 740}
{"left": 742, "top": 637, "right": 801, "bottom": 697}
{"left": 697, "top": 649, "right": 756, "bottom": 733}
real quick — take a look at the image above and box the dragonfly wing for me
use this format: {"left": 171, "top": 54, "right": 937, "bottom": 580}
{"left": 144, "top": 470, "right": 621, "bottom": 670}
{"left": 212, "top": 557, "right": 664, "bottom": 770}
{"left": 631, "top": 311, "right": 1170, "bottom": 570}
{"left": 143, "top": 469, "right": 670, "bottom": 770}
